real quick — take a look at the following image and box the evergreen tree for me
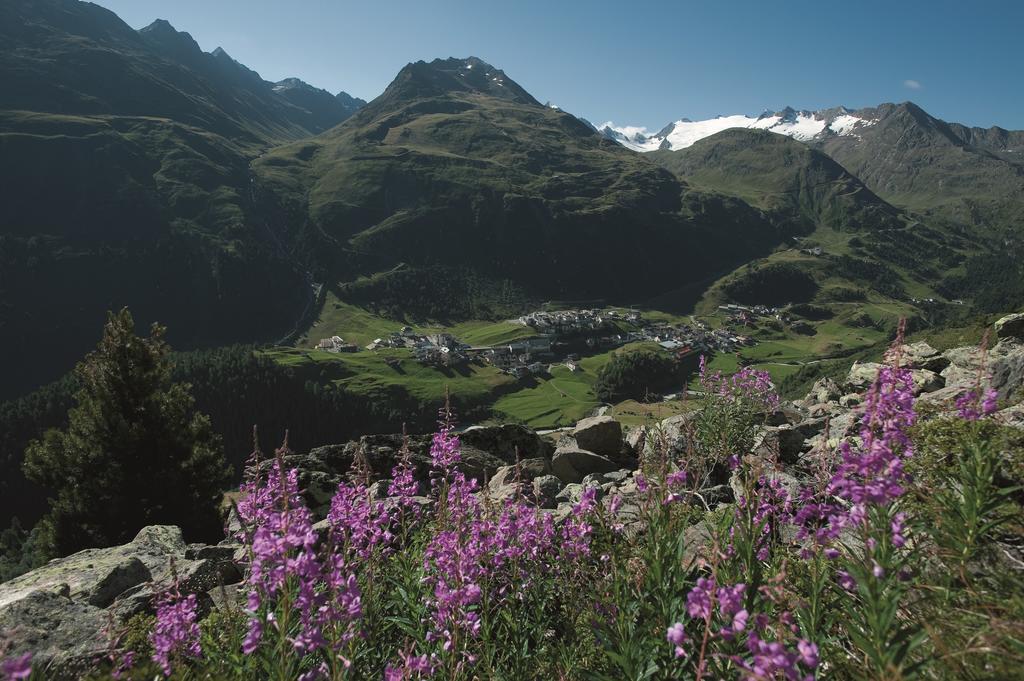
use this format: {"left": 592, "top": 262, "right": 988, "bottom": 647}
{"left": 23, "top": 309, "right": 229, "bottom": 556}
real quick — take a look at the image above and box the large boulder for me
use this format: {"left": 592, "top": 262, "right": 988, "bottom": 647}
{"left": 807, "top": 377, "right": 842, "bottom": 404}
{"left": 846, "top": 361, "right": 944, "bottom": 395}
{"left": 942, "top": 339, "right": 1024, "bottom": 400}
{"left": 0, "top": 526, "right": 239, "bottom": 679}
{"left": 570, "top": 416, "right": 623, "bottom": 457}
{"left": 551, "top": 446, "right": 620, "bottom": 484}
{"left": 900, "top": 341, "right": 950, "bottom": 372}
{"left": 995, "top": 313, "right": 1024, "bottom": 341}
{"left": 461, "top": 423, "right": 553, "bottom": 461}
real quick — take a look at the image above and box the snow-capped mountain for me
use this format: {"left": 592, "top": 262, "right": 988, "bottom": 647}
{"left": 596, "top": 107, "right": 878, "bottom": 152}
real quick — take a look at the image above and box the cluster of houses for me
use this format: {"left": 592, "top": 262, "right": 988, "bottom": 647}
{"left": 638, "top": 320, "right": 753, "bottom": 355}
{"left": 316, "top": 304, "right": 767, "bottom": 378}
{"left": 480, "top": 337, "right": 555, "bottom": 377}
{"left": 717, "top": 303, "right": 782, "bottom": 327}
{"left": 315, "top": 336, "right": 359, "bottom": 353}
{"left": 517, "top": 308, "right": 640, "bottom": 334}
{"left": 362, "top": 328, "right": 472, "bottom": 367}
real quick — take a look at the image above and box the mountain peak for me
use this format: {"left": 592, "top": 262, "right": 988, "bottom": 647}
{"left": 274, "top": 77, "right": 319, "bottom": 93}
{"left": 381, "top": 56, "right": 540, "bottom": 106}
{"left": 138, "top": 18, "right": 202, "bottom": 56}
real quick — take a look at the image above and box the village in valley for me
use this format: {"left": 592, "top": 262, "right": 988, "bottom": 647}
{"left": 313, "top": 305, "right": 782, "bottom": 379}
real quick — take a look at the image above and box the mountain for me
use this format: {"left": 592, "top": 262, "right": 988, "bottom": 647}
{"left": 648, "top": 128, "right": 904, "bottom": 234}
{"left": 596, "top": 106, "right": 879, "bottom": 152}
{"left": 815, "top": 103, "right": 1024, "bottom": 231}
{"left": 253, "top": 57, "right": 780, "bottom": 320}
{"left": 272, "top": 78, "right": 366, "bottom": 133}
{"left": 0, "top": 0, "right": 361, "bottom": 398}
{"left": 599, "top": 103, "right": 1024, "bottom": 231}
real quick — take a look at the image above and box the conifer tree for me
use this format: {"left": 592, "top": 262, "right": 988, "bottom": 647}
{"left": 23, "top": 309, "right": 229, "bottom": 555}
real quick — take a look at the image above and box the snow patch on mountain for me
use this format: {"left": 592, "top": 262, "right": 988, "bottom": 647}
{"left": 599, "top": 109, "right": 878, "bottom": 152}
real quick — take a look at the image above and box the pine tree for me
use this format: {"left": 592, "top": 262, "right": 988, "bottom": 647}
{"left": 23, "top": 309, "right": 230, "bottom": 556}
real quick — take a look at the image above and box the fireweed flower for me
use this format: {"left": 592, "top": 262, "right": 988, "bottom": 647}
{"left": 0, "top": 652, "right": 32, "bottom": 681}
{"left": 421, "top": 413, "right": 596, "bottom": 657}
{"left": 686, "top": 577, "right": 716, "bottom": 620}
{"left": 699, "top": 357, "right": 780, "bottom": 413}
{"left": 740, "top": 632, "right": 819, "bottom": 680}
{"left": 328, "top": 481, "right": 397, "bottom": 560}
{"left": 956, "top": 387, "right": 999, "bottom": 421}
{"left": 237, "top": 448, "right": 363, "bottom": 659}
{"left": 666, "top": 622, "right": 688, "bottom": 658}
{"left": 151, "top": 590, "right": 202, "bottom": 676}
{"left": 733, "top": 476, "right": 793, "bottom": 561}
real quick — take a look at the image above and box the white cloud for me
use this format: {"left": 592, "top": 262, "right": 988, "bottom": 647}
{"left": 597, "top": 121, "right": 650, "bottom": 137}
{"left": 903, "top": 79, "right": 923, "bottom": 90}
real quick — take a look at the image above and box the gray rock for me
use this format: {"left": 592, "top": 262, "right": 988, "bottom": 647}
{"left": 729, "top": 469, "right": 801, "bottom": 507}
{"left": 532, "top": 475, "right": 563, "bottom": 508}
{"left": 603, "top": 469, "right": 632, "bottom": 484}
{"left": 625, "top": 426, "right": 647, "bottom": 453}
{"left": 571, "top": 416, "right": 623, "bottom": 457}
{"left": 942, "top": 339, "right": 1024, "bottom": 400}
{"left": 769, "top": 425, "right": 807, "bottom": 464}
{"left": 998, "top": 402, "right": 1024, "bottom": 429}
{"left": 900, "top": 341, "right": 950, "bottom": 372}
{"left": 995, "top": 313, "right": 1024, "bottom": 340}
{"left": 461, "top": 423, "right": 554, "bottom": 461}
{"left": 551, "top": 446, "right": 620, "bottom": 484}
{"left": 0, "top": 525, "right": 241, "bottom": 679}
{"left": 846, "top": 362, "right": 944, "bottom": 395}
{"left": 302, "top": 424, "right": 552, "bottom": 507}
{"left": 808, "top": 377, "right": 842, "bottom": 404}
{"left": 839, "top": 393, "right": 861, "bottom": 408}
{"left": 0, "top": 589, "right": 109, "bottom": 680}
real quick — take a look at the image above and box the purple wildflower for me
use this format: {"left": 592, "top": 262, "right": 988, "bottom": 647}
{"left": 956, "top": 387, "right": 999, "bottom": 421}
{"left": 686, "top": 577, "right": 715, "bottom": 620}
{"left": 151, "top": 590, "right": 202, "bottom": 676}
{"left": 0, "top": 653, "right": 32, "bottom": 681}
{"left": 666, "top": 622, "right": 688, "bottom": 658}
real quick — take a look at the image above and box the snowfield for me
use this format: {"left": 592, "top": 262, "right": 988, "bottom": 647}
{"left": 598, "top": 108, "right": 877, "bottom": 151}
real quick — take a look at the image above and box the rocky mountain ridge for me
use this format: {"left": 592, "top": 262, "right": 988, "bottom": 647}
{"left": 3, "top": 312, "right": 1023, "bottom": 678}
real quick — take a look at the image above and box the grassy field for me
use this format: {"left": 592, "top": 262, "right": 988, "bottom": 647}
{"left": 491, "top": 342, "right": 663, "bottom": 429}
{"left": 606, "top": 399, "right": 697, "bottom": 427}
{"left": 264, "top": 346, "right": 517, "bottom": 406}
{"left": 298, "top": 295, "right": 535, "bottom": 349}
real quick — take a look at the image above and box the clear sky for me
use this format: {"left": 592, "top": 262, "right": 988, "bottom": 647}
{"left": 92, "top": 0, "right": 1024, "bottom": 131}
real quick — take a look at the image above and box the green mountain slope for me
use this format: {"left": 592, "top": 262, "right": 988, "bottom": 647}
{"left": 255, "top": 57, "right": 780, "bottom": 320}
{"left": 0, "top": 0, "right": 363, "bottom": 398}
{"left": 817, "top": 102, "right": 1024, "bottom": 232}
{"left": 648, "top": 128, "right": 903, "bottom": 234}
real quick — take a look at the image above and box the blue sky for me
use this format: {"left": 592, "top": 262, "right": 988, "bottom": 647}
{"left": 93, "top": 0, "right": 1024, "bottom": 130}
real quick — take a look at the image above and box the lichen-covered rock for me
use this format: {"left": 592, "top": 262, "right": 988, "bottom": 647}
{"left": 532, "top": 475, "right": 564, "bottom": 508}
{"left": 942, "top": 339, "right": 1024, "bottom": 400}
{"left": 0, "top": 526, "right": 240, "bottom": 679}
{"left": 570, "top": 415, "right": 623, "bottom": 457}
{"left": 900, "top": 341, "right": 950, "bottom": 372}
{"left": 995, "top": 313, "right": 1024, "bottom": 341}
{"left": 551, "top": 446, "right": 620, "bottom": 484}
{"left": 846, "top": 361, "right": 944, "bottom": 395}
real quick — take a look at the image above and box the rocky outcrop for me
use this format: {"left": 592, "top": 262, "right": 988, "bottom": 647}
{"left": 845, "top": 361, "right": 944, "bottom": 395}
{"left": 290, "top": 424, "right": 552, "bottom": 515}
{"left": 551, "top": 446, "right": 620, "bottom": 484}
{"left": 941, "top": 338, "right": 1024, "bottom": 401}
{"left": 995, "top": 313, "right": 1024, "bottom": 341}
{"left": 0, "top": 526, "right": 240, "bottom": 679}
{"left": 570, "top": 416, "right": 624, "bottom": 458}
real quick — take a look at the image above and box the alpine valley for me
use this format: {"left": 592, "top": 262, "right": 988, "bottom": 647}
{"left": 2, "top": 0, "right": 1022, "bottom": 538}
